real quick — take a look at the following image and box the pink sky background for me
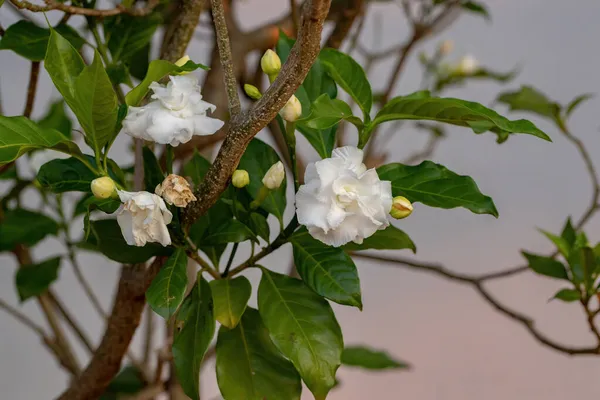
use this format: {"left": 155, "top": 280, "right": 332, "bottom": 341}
{"left": 1, "top": 1, "right": 600, "bottom": 399}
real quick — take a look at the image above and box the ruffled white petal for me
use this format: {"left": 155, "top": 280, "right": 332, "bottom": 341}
{"left": 115, "top": 190, "right": 172, "bottom": 247}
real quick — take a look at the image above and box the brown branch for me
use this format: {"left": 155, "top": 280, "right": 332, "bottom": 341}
{"left": 210, "top": 0, "right": 241, "bottom": 116}
{"left": 352, "top": 252, "right": 600, "bottom": 356}
{"left": 160, "top": 0, "right": 208, "bottom": 62}
{"left": 57, "top": 257, "right": 167, "bottom": 400}
{"left": 23, "top": 61, "right": 40, "bottom": 118}
{"left": 0, "top": 297, "right": 48, "bottom": 338}
{"left": 9, "top": 0, "right": 158, "bottom": 16}
{"left": 142, "top": 307, "right": 154, "bottom": 367}
{"left": 47, "top": 291, "right": 95, "bottom": 353}
{"left": 324, "top": 0, "right": 364, "bottom": 49}
{"left": 184, "top": 0, "right": 332, "bottom": 226}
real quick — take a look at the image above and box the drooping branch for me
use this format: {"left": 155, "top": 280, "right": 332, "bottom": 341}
{"left": 184, "top": 0, "right": 332, "bottom": 226}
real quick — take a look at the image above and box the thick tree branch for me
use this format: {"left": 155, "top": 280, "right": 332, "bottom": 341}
{"left": 325, "top": 0, "right": 363, "bottom": 49}
{"left": 184, "top": 0, "right": 332, "bottom": 226}
{"left": 161, "top": 0, "right": 208, "bottom": 62}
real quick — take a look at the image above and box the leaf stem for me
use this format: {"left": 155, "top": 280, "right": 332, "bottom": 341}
{"left": 166, "top": 145, "right": 174, "bottom": 175}
{"left": 222, "top": 242, "right": 239, "bottom": 277}
{"left": 285, "top": 121, "right": 300, "bottom": 191}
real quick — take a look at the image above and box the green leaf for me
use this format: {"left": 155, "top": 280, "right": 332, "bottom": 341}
{"left": 371, "top": 91, "right": 551, "bottom": 141}
{"left": 565, "top": 93, "right": 594, "bottom": 118}
{"left": 125, "top": 59, "right": 209, "bottom": 106}
{"left": 128, "top": 44, "right": 150, "bottom": 81}
{"left": 142, "top": 146, "right": 164, "bottom": 193}
{"left": 461, "top": 1, "right": 490, "bottom": 20}
{"left": 0, "top": 208, "right": 59, "bottom": 251}
{"left": 100, "top": 365, "right": 145, "bottom": 399}
{"left": 73, "top": 51, "right": 119, "bottom": 151}
{"left": 183, "top": 151, "right": 211, "bottom": 186}
{"left": 105, "top": 13, "right": 161, "bottom": 63}
{"left": 248, "top": 212, "right": 270, "bottom": 242}
{"left": 435, "top": 67, "right": 516, "bottom": 92}
{"left": 146, "top": 249, "right": 188, "bottom": 320}
{"left": 106, "top": 63, "right": 134, "bottom": 87}
{"left": 496, "top": 86, "right": 561, "bottom": 120}
{"left": 83, "top": 219, "right": 172, "bottom": 264}
{"left": 238, "top": 139, "right": 286, "bottom": 222}
{"left": 303, "top": 94, "right": 363, "bottom": 130}
{"left": 550, "top": 288, "right": 580, "bottom": 303}
{"left": 216, "top": 307, "right": 302, "bottom": 400}
{"left": 377, "top": 161, "right": 498, "bottom": 217}
{"left": 522, "top": 251, "right": 568, "bottom": 280}
{"left": 344, "top": 225, "right": 416, "bottom": 253}
{"left": 539, "top": 229, "right": 570, "bottom": 258}
{"left": 291, "top": 229, "right": 362, "bottom": 308}
{"left": 189, "top": 199, "right": 232, "bottom": 266}
{"left": 204, "top": 219, "right": 255, "bottom": 245}
{"left": 567, "top": 246, "right": 596, "bottom": 290}
{"left": 210, "top": 276, "right": 251, "bottom": 329}
{"left": 45, "top": 29, "right": 86, "bottom": 108}
{"left": 37, "top": 156, "right": 97, "bottom": 192}
{"left": 0, "top": 163, "right": 17, "bottom": 180}
{"left": 15, "top": 257, "right": 61, "bottom": 301}
{"left": 561, "top": 218, "right": 576, "bottom": 247}
{"left": 173, "top": 276, "right": 215, "bottom": 400}
{"left": 320, "top": 48, "right": 372, "bottom": 121}
{"left": 0, "top": 21, "right": 84, "bottom": 61}
{"left": 258, "top": 269, "right": 343, "bottom": 399}
{"left": 341, "top": 346, "right": 410, "bottom": 370}
{"left": 37, "top": 100, "right": 72, "bottom": 138}
{"left": 0, "top": 115, "right": 81, "bottom": 166}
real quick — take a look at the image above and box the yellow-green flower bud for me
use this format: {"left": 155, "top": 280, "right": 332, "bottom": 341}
{"left": 244, "top": 84, "right": 262, "bottom": 100}
{"left": 281, "top": 95, "right": 302, "bottom": 122}
{"left": 262, "top": 161, "right": 285, "bottom": 190}
{"left": 260, "top": 49, "right": 281, "bottom": 77}
{"left": 232, "top": 169, "right": 250, "bottom": 188}
{"left": 390, "top": 196, "right": 413, "bottom": 219}
{"left": 91, "top": 176, "right": 116, "bottom": 199}
{"left": 175, "top": 55, "right": 191, "bottom": 67}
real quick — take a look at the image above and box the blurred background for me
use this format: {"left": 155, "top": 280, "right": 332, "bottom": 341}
{"left": 1, "top": 0, "right": 600, "bottom": 398}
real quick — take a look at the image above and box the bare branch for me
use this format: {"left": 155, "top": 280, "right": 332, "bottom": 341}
{"left": 23, "top": 61, "right": 40, "bottom": 118}
{"left": 9, "top": 0, "right": 158, "bottom": 16}
{"left": 161, "top": 0, "right": 208, "bottom": 62}
{"left": 210, "top": 0, "right": 241, "bottom": 116}
{"left": 0, "top": 298, "right": 48, "bottom": 338}
{"left": 325, "top": 0, "right": 364, "bottom": 49}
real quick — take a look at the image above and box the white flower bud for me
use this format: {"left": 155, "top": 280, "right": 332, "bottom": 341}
{"left": 244, "top": 84, "right": 262, "bottom": 100}
{"left": 438, "top": 40, "right": 454, "bottom": 56}
{"left": 390, "top": 196, "right": 413, "bottom": 219}
{"left": 458, "top": 55, "right": 478, "bottom": 74}
{"left": 260, "top": 49, "right": 281, "bottom": 77}
{"left": 281, "top": 95, "right": 302, "bottom": 122}
{"left": 262, "top": 161, "right": 285, "bottom": 190}
{"left": 91, "top": 176, "right": 116, "bottom": 199}
{"left": 232, "top": 169, "right": 250, "bottom": 188}
{"left": 155, "top": 174, "right": 197, "bottom": 208}
{"left": 175, "top": 55, "right": 191, "bottom": 67}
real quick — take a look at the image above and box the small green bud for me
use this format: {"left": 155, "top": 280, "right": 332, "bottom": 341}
{"left": 390, "top": 196, "right": 413, "bottom": 219}
{"left": 244, "top": 84, "right": 262, "bottom": 100}
{"left": 457, "top": 55, "right": 478, "bottom": 75}
{"left": 281, "top": 95, "right": 302, "bottom": 122}
{"left": 91, "top": 176, "right": 116, "bottom": 199}
{"left": 260, "top": 49, "right": 281, "bottom": 77}
{"left": 232, "top": 169, "right": 250, "bottom": 188}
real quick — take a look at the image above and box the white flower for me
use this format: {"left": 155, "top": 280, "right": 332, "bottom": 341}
{"left": 296, "top": 146, "right": 392, "bottom": 247}
{"left": 122, "top": 75, "right": 224, "bottom": 146}
{"left": 155, "top": 174, "right": 197, "bottom": 208}
{"left": 262, "top": 161, "right": 285, "bottom": 189}
{"left": 458, "top": 55, "right": 479, "bottom": 74}
{"left": 280, "top": 95, "right": 302, "bottom": 122}
{"left": 115, "top": 190, "right": 173, "bottom": 247}
{"left": 29, "top": 150, "right": 69, "bottom": 174}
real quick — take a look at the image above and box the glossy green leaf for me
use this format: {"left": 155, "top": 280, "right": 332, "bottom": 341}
{"left": 15, "top": 257, "right": 61, "bottom": 302}
{"left": 72, "top": 51, "right": 119, "bottom": 151}
{"left": 371, "top": 91, "right": 550, "bottom": 141}
{"left": 550, "top": 288, "right": 580, "bottom": 302}
{"left": 142, "top": 147, "right": 164, "bottom": 193}
{"left": 0, "top": 163, "right": 16, "bottom": 180}
{"left": 83, "top": 219, "right": 172, "bottom": 264}
{"left": 303, "top": 94, "right": 363, "bottom": 130}
{"left": 146, "top": 249, "right": 188, "bottom": 319}
{"left": 567, "top": 246, "right": 596, "bottom": 290}
{"left": 565, "top": 93, "right": 594, "bottom": 118}
{"left": 522, "top": 251, "right": 568, "bottom": 280}
{"left": 173, "top": 276, "right": 215, "bottom": 400}
{"left": 0, "top": 115, "right": 81, "bottom": 166}
{"left": 0, "top": 21, "right": 84, "bottom": 61}
{"left": 189, "top": 199, "right": 232, "bottom": 266}
{"left": 238, "top": 139, "right": 286, "bottom": 222}
{"left": 341, "top": 346, "right": 410, "bottom": 370}
{"left": 248, "top": 212, "right": 270, "bottom": 242}
{"left": 291, "top": 229, "right": 362, "bottom": 308}
{"left": 377, "top": 161, "right": 498, "bottom": 216}
{"left": 74, "top": 195, "right": 121, "bottom": 216}
{"left": 106, "top": 63, "right": 134, "bottom": 87}
{"left": 128, "top": 44, "right": 150, "bottom": 81}
{"left": 100, "top": 365, "right": 145, "bottom": 399}
{"left": 37, "top": 156, "right": 97, "bottom": 192}
{"left": 344, "top": 225, "right": 416, "bottom": 253}
{"left": 204, "top": 220, "right": 255, "bottom": 245}
{"left": 105, "top": 13, "right": 161, "bottom": 63}
{"left": 0, "top": 208, "right": 59, "bottom": 251}
{"left": 210, "top": 276, "right": 251, "bottom": 329}
{"left": 183, "top": 151, "right": 211, "bottom": 186}
{"left": 125, "top": 59, "right": 209, "bottom": 106}
{"left": 258, "top": 269, "right": 343, "bottom": 399}
{"left": 496, "top": 86, "right": 561, "bottom": 120}
{"left": 37, "top": 100, "right": 72, "bottom": 138}
{"left": 435, "top": 67, "right": 515, "bottom": 92}
{"left": 539, "top": 229, "right": 570, "bottom": 258}
{"left": 320, "top": 48, "right": 372, "bottom": 121}
{"left": 216, "top": 307, "right": 302, "bottom": 400}
{"left": 461, "top": 1, "right": 490, "bottom": 20}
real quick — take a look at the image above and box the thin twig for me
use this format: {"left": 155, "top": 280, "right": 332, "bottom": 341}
{"left": 23, "top": 61, "right": 40, "bottom": 118}
{"left": 0, "top": 298, "right": 48, "bottom": 338}
{"left": 142, "top": 307, "right": 154, "bottom": 368}
{"left": 210, "top": 0, "right": 241, "bottom": 116}
{"left": 9, "top": 0, "right": 158, "bottom": 16}
{"left": 47, "top": 291, "right": 95, "bottom": 353}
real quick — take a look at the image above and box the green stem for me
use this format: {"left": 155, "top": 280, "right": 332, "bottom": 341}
{"left": 285, "top": 121, "right": 300, "bottom": 192}
{"left": 222, "top": 243, "right": 239, "bottom": 277}
{"left": 166, "top": 145, "right": 174, "bottom": 175}
{"left": 250, "top": 185, "right": 270, "bottom": 210}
